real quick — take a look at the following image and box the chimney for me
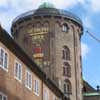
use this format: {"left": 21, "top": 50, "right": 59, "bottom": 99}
{"left": 97, "top": 85, "right": 100, "bottom": 92}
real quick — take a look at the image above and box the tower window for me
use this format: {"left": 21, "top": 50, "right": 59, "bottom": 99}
{"left": 43, "top": 22, "right": 49, "bottom": 32}
{"left": 35, "top": 22, "right": 41, "bottom": 32}
{"left": 62, "top": 24, "right": 68, "bottom": 32}
{"left": 64, "top": 79, "right": 72, "bottom": 94}
{"left": 62, "top": 46, "right": 70, "bottom": 60}
{"left": 23, "top": 34, "right": 30, "bottom": 45}
{"left": 64, "top": 83, "right": 67, "bottom": 93}
{"left": 63, "top": 62, "right": 71, "bottom": 77}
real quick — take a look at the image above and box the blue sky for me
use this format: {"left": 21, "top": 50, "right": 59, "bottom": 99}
{"left": 0, "top": 0, "right": 100, "bottom": 89}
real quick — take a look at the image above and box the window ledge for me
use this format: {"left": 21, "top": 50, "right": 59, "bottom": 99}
{"left": 0, "top": 65, "right": 8, "bottom": 72}
{"left": 34, "top": 92, "right": 39, "bottom": 96}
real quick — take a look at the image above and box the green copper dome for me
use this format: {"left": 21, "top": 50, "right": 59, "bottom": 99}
{"left": 39, "top": 2, "right": 55, "bottom": 9}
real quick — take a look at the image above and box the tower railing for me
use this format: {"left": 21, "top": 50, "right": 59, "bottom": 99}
{"left": 12, "top": 9, "right": 82, "bottom": 26}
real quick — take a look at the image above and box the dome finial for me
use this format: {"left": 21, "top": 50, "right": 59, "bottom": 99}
{"left": 39, "top": 1, "right": 55, "bottom": 9}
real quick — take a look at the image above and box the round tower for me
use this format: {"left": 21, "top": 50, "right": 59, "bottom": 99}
{"left": 11, "top": 2, "right": 83, "bottom": 100}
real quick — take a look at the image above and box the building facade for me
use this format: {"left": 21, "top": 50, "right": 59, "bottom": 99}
{"left": 11, "top": 2, "right": 83, "bottom": 100}
{"left": 83, "top": 80, "right": 100, "bottom": 100}
{"left": 0, "top": 27, "right": 67, "bottom": 100}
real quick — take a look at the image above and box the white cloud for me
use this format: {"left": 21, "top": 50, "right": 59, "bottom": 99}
{"left": 0, "top": 0, "right": 86, "bottom": 10}
{"left": 81, "top": 42, "right": 90, "bottom": 58}
{"left": 83, "top": 17, "right": 92, "bottom": 29}
{"left": 91, "top": 0, "right": 100, "bottom": 12}
{"left": 1, "top": 0, "right": 98, "bottom": 34}
{"left": 48, "top": 0, "right": 77, "bottom": 9}
{"left": 0, "top": 11, "right": 14, "bottom": 33}
{"left": 78, "top": 0, "right": 85, "bottom": 5}
{"left": 0, "top": 0, "right": 9, "bottom": 7}
{"left": 0, "top": 0, "right": 87, "bottom": 33}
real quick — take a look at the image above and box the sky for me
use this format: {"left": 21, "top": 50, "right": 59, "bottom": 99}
{"left": 0, "top": 0, "right": 100, "bottom": 89}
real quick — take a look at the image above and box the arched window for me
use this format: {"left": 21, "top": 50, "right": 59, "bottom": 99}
{"left": 62, "top": 24, "right": 69, "bottom": 32}
{"left": 63, "top": 62, "right": 71, "bottom": 77}
{"left": 43, "top": 22, "right": 49, "bottom": 32}
{"left": 62, "top": 46, "right": 70, "bottom": 60}
{"left": 23, "top": 34, "right": 31, "bottom": 46}
{"left": 63, "top": 79, "right": 72, "bottom": 94}
{"left": 35, "top": 22, "right": 41, "bottom": 32}
{"left": 27, "top": 24, "right": 34, "bottom": 35}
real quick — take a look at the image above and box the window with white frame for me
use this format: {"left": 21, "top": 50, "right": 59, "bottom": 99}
{"left": 0, "top": 48, "right": 8, "bottom": 71}
{"left": 25, "top": 69, "right": 32, "bottom": 90}
{"left": 34, "top": 79, "right": 39, "bottom": 95}
{"left": 43, "top": 89, "right": 49, "bottom": 100}
{"left": 14, "top": 60, "right": 22, "bottom": 81}
{"left": 0, "top": 92, "right": 7, "bottom": 100}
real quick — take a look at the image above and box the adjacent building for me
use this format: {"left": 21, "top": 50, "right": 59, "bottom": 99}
{"left": 83, "top": 80, "right": 100, "bottom": 100}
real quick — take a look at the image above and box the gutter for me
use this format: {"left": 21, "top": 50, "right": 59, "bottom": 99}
{"left": 83, "top": 92, "right": 100, "bottom": 96}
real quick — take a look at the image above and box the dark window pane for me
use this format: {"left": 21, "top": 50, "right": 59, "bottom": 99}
{"left": 64, "top": 84, "right": 67, "bottom": 93}
{"left": 15, "top": 63, "right": 18, "bottom": 77}
{"left": 18, "top": 64, "right": 22, "bottom": 80}
{"left": 0, "top": 49, "right": 4, "bottom": 66}
{"left": 4, "top": 53, "right": 8, "bottom": 69}
{"left": 0, "top": 94, "right": 2, "bottom": 100}
{"left": 3, "top": 96, "right": 7, "bottom": 100}
{"left": 62, "top": 46, "right": 70, "bottom": 60}
{"left": 63, "top": 62, "right": 71, "bottom": 77}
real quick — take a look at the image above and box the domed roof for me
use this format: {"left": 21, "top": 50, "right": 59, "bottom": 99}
{"left": 12, "top": 2, "right": 82, "bottom": 26}
{"left": 39, "top": 2, "right": 55, "bottom": 9}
